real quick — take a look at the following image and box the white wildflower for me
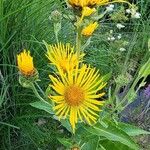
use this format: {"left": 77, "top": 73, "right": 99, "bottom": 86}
{"left": 110, "top": 37, "right": 115, "bottom": 41}
{"left": 126, "top": 9, "right": 131, "bottom": 14}
{"left": 106, "top": 4, "right": 114, "bottom": 12}
{"left": 108, "top": 37, "right": 111, "bottom": 41}
{"left": 116, "top": 23, "right": 125, "bottom": 29}
{"left": 132, "top": 12, "right": 141, "bottom": 19}
{"left": 110, "top": 30, "right": 113, "bottom": 34}
{"left": 119, "top": 48, "right": 126, "bottom": 51}
{"left": 117, "top": 34, "right": 122, "bottom": 39}
{"left": 108, "top": 36, "right": 115, "bottom": 41}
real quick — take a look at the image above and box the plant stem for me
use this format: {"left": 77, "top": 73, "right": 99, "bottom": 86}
{"left": 120, "top": 76, "right": 139, "bottom": 105}
{"left": 114, "top": 57, "right": 150, "bottom": 112}
{"left": 0, "top": 121, "right": 20, "bottom": 129}
{"left": 31, "top": 83, "right": 47, "bottom": 103}
{"left": 54, "top": 23, "right": 60, "bottom": 44}
{"left": 103, "top": 0, "right": 132, "bottom": 7}
{"left": 76, "top": 22, "right": 82, "bottom": 58}
{"left": 34, "top": 81, "right": 45, "bottom": 96}
{"left": 55, "top": 29, "right": 59, "bottom": 43}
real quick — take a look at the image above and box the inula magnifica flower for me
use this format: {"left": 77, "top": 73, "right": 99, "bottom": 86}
{"left": 46, "top": 43, "right": 84, "bottom": 73}
{"left": 82, "top": 22, "right": 98, "bottom": 36}
{"left": 17, "top": 50, "right": 35, "bottom": 76}
{"left": 49, "top": 64, "right": 106, "bottom": 132}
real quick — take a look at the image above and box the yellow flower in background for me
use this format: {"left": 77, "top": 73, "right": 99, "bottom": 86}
{"left": 46, "top": 43, "right": 84, "bottom": 73}
{"left": 97, "top": 0, "right": 109, "bottom": 5}
{"left": 49, "top": 64, "right": 106, "bottom": 132}
{"left": 17, "top": 50, "right": 35, "bottom": 76}
{"left": 82, "top": 7, "right": 96, "bottom": 17}
{"left": 78, "top": 7, "right": 96, "bottom": 25}
{"left": 82, "top": 22, "right": 98, "bottom": 36}
{"left": 68, "top": 0, "right": 109, "bottom": 8}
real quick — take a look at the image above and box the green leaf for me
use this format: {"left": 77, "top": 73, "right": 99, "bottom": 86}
{"left": 138, "top": 58, "right": 150, "bottom": 77}
{"left": 81, "top": 137, "right": 99, "bottom": 150}
{"left": 81, "top": 37, "right": 91, "bottom": 51}
{"left": 99, "top": 144, "right": 107, "bottom": 150}
{"left": 30, "top": 101, "right": 54, "bottom": 114}
{"left": 57, "top": 138, "right": 72, "bottom": 148}
{"left": 100, "top": 140, "right": 134, "bottom": 150}
{"left": 0, "top": 85, "right": 9, "bottom": 107}
{"left": 60, "top": 119, "right": 73, "bottom": 133}
{"left": 76, "top": 126, "right": 98, "bottom": 143}
{"left": 102, "top": 72, "right": 112, "bottom": 83}
{"left": 117, "top": 122, "right": 150, "bottom": 136}
{"left": 148, "top": 38, "right": 150, "bottom": 51}
{"left": 84, "top": 123, "right": 140, "bottom": 150}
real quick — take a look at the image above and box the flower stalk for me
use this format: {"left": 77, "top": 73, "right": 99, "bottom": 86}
{"left": 76, "top": 23, "right": 82, "bottom": 58}
{"left": 31, "top": 83, "right": 47, "bottom": 104}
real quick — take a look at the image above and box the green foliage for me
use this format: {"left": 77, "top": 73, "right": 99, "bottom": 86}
{"left": 117, "top": 122, "right": 150, "bottom": 136}
{"left": 110, "top": 6, "right": 128, "bottom": 22}
{"left": 138, "top": 58, "right": 150, "bottom": 77}
{"left": 57, "top": 119, "right": 150, "bottom": 149}
{"left": 100, "top": 140, "right": 132, "bottom": 150}
{"left": 57, "top": 138, "right": 72, "bottom": 148}
{"left": 81, "top": 137, "right": 99, "bottom": 150}
{"left": 83, "top": 123, "right": 140, "bottom": 150}
{"left": 30, "top": 101, "right": 54, "bottom": 115}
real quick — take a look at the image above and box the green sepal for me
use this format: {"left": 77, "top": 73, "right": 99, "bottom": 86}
{"left": 18, "top": 70, "right": 39, "bottom": 88}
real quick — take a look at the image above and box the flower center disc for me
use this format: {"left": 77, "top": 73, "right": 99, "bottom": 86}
{"left": 65, "top": 85, "right": 84, "bottom": 106}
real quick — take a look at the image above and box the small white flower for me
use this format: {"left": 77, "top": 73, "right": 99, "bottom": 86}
{"left": 116, "top": 23, "right": 125, "bottom": 29}
{"left": 110, "top": 37, "right": 115, "bottom": 41}
{"left": 108, "top": 37, "right": 111, "bottom": 41}
{"left": 108, "top": 36, "right": 115, "bottom": 41}
{"left": 119, "top": 48, "right": 126, "bottom": 51}
{"left": 117, "top": 34, "right": 122, "bottom": 39}
{"left": 106, "top": 4, "right": 114, "bottom": 12}
{"left": 110, "top": 30, "right": 113, "bottom": 34}
{"left": 126, "top": 9, "right": 131, "bottom": 14}
{"left": 132, "top": 12, "right": 141, "bottom": 19}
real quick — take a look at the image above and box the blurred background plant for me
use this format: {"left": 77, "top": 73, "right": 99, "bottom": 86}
{"left": 0, "top": 0, "right": 150, "bottom": 149}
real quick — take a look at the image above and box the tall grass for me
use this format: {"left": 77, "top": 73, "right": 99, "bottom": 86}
{"left": 0, "top": 0, "right": 150, "bottom": 149}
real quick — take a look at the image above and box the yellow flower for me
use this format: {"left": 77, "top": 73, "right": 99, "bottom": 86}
{"left": 17, "top": 50, "right": 35, "bottom": 76}
{"left": 49, "top": 64, "right": 106, "bottom": 133}
{"left": 68, "top": 0, "right": 130, "bottom": 8}
{"left": 81, "top": 22, "right": 98, "bottom": 36}
{"left": 77, "top": 7, "right": 96, "bottom": 25}
{"left": 68, "top": 0, "right": 109, "bottom": 8}
{"left": 82, "top": 7, "right": 96, "bottom": 17}
{"left": 97, "top": 0, "right": 109, "bottom": 5}
{"left": 46, "top": 43, "right": 84, "bottom": 73}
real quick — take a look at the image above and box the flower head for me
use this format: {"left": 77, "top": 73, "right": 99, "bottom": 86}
{"left": 68, "top": 0, "right": 109, "bottom": 8}
{"left": 82, "top": 7, "right": 96, "bottom": 17}
{"left": 17, "top": 50, "right": 35, "bottom": 76}
{"left": 82, "top": 22, "right": 98, "bottom": 36}
{"left": 49, "top": 64, "right": 106, "bottom": 132}
{"left": 46, "top": 43, "right": 84, "bottom": 73}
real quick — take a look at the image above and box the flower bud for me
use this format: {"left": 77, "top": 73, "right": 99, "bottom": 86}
{"left": 49, "top": 10, "right": 62, "bottom": 23}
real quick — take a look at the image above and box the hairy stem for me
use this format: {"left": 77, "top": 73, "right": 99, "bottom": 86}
{"left": 31, "top": 83, "right": 47, "bottom": 103}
